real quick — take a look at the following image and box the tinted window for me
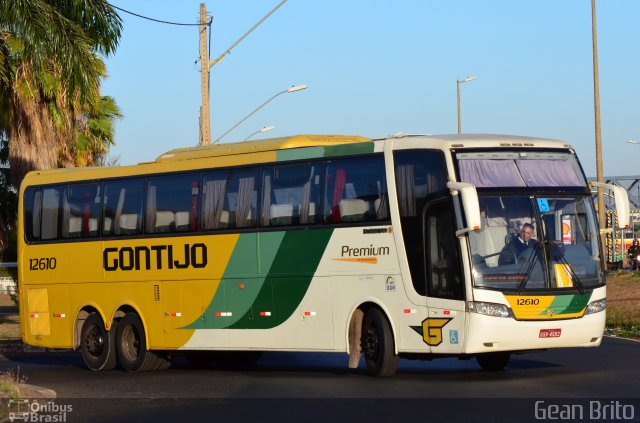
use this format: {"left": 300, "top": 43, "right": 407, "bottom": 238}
{"left": 103, "top": 179, "right": 144, "bottom": 236}
{"left": 146, "top": 173, "right": 200, "bottom": 233}
{"left": 201, "top": 170, "right": 230, "bottom": 230}
{"left": 225, "top": 168, "right": 259, "bottom": 229}
{"left": 24, "top": 188, "right": 39, "bottom": 241}
{"left": 394, "top": 150, "right": 448, "bottom": 295}
{"left": 424, "top": 200, "right": 464, "bottom": 299}
{"left": 41, "top": 186, "right": 64, "bottom": 240}
{"left": 261, "top": 162, "right": 323, "bottom": 227}
{"left": 324, "top": 156, "right": 388, "bottom": 224}
{"left": 62, "top": 184, "right": 102, "bottom": 239}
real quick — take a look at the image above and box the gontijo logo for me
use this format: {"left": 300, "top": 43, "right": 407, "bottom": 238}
{"left": 103, "top": 243, "right": 207, "bottom": 271}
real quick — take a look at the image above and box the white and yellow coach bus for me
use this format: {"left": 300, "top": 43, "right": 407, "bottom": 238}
{"left": 18, "top": 134, "right": 629, "bottom": 375}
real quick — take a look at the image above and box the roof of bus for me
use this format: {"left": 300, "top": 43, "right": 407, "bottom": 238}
{"left": 381, "top": 133, "right": 573, "bottom": 149}
{"left": 154, "top": 134, "right": 371, "bottom": 162}
{"left": 20, "top": 133, "right": 574, "bottom": 187}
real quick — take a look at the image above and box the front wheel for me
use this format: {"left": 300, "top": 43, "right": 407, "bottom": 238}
{"left": 361, "top": 308, "right": 399, "bottom": 377}
{"left": 116, "top": 313, "right": 170, "bottom": 372}
{"left": 80, "top": 312, "right": 117, "bottom": 371}
{"left": 476, "top": 352, "right": 511, "bottom": 371}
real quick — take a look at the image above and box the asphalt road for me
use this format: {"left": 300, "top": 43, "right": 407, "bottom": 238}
{"left": 1, "top": 336, "right": 639, "bottom": 422}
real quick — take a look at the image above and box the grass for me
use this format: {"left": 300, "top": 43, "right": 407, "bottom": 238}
{"left": 605, "top": 271, "right": 640, "bottom": 339}
{"left": 0, "top": 369, "right": 25, "bottom": 399}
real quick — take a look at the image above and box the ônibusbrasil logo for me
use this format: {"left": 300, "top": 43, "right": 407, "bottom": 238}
{"left": 6, "top": 399, "right": 72, "bottom": 422}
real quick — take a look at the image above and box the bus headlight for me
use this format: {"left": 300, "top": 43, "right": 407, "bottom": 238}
{"left": 584, "top": 298, "right": 606, "bottom": 315}
{"left": 467, "top": 301, "right": 512, "bottom": 318}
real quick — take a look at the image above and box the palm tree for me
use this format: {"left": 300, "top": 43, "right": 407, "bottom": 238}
{"left": 0, "top": 0, "right": 122, "bottom": 257}
{"left": 0, "top": 0, "right": 123, "bottom": 185}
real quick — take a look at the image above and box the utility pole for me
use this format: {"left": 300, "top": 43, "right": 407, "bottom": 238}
{"left": 199, "top": 3, "right": 211, "bottom": 145}
{"left": 591, "top": 0, "right": 606, "bottom": 268}
{"left": 197, "top": 0, "right": 288, "bottom": 145}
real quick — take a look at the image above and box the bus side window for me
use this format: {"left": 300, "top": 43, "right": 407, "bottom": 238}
{"left": 260, "top": 162, "right": 322, "bottom": 227}
{"left": 24, "top": 188, "right": 42, "bottom": 241}
{"left": 226, "top": 168, "right": 259, "bottom": 229}
{"left": 103, "top": 179, "right": 144, "bottom": 236}
{"left": 146, "top": 173, "right": 200, "bottom": 234}
{"left": 62, "top": 183, "right": 101, "bottom": 239}
{"left": 324, "top": 156, "right": 388, "bottom": 224}
{"left": 394, "top": 149, "right": 448, "bottom": 296}
{"left": 41, "top": 187, "right": 63, "bottom": 240}
{"left": 202, "top": 170, "right": 230, "bottom": 230}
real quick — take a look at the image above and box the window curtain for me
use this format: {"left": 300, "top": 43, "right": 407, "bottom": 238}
{"left": 331, "top": 169, "right": 346, "bottom": 222}
{"left": 458, "top": 159, "right": 526, "bottom": 187}
{"left": 145, "top": 185, "right": 157, "bottom": 232}
{"left": 396, "top": 164, "right": 416, "bottom": 216}
{"left": 32, "top": 190, "right": 42, "bottom": 239}
{"left": 190, "top": 182, "right": 199, "bottom": 231}
{"left": 203, "top": 178, "right": 227, "bottom": 229}
{"left": 114, "top": 188, "right": 126, "bottom": 235}
{"left": 236, "top": 176, "right": 255, "bottom": 227}
{"left": 515, "top": 159, "right": 582, "bottom": 187}
{"left": 260, "top": 174, "right": 272, "bottom": 226}
{"left": 375, "top": 180, "right": 389, "bottom": 220}
{"left": 61, "top": 190, "right": 70, "bottom": 238}
{"left": 300, "top": 174, "right": 312, "bottom": 224}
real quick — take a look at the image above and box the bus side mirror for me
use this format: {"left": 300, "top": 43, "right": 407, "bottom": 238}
{"left": 447, "top": 182, "right": 481, "bottom": 237}
{"left": 590, "top": 181, "right": 631, "bottom": 229}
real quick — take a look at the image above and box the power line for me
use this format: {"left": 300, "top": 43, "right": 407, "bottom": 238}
{"left": 109, "top": 3, "right": 208, "bottom": 27}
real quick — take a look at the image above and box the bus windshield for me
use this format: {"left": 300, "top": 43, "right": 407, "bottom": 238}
{"left": 468, "top": 194, "right": 602, "bottom": 291}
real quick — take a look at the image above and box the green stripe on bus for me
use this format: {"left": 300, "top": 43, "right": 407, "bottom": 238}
{"left": 183, "top": 232, "right": 285, "bottom": 329}
{"left": 322, "top": 142, "right": 374, "bottom": 157}
{"left": 538, "top": 292, "right": 592, "bottom": 316}
{"left": 276, "top": 143, "right": 375, "bottom": 162}
{"left": 228, "top": 228, "right": 333, "bottom": 329}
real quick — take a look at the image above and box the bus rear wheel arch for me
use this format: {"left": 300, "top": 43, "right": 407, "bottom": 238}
{"left": 80, "top": 312, "right": 117, "bottom": 371}
{"left": 116, "top": 312, "right": 170, "bottom": 372}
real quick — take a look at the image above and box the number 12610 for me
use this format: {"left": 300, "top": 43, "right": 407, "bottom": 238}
{"left": 29, "top": 257, "right": 57, "bottom": 271}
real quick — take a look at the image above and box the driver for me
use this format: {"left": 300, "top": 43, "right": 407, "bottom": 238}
{"left": 499, "top": 223, "right": 538, "bottom": 265}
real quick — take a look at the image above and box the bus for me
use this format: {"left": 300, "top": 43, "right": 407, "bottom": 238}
{"left": 18, "top": 134, "right": 630, "bottom": 376}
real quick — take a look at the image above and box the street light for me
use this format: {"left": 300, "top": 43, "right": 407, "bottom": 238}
{"left": 199, "top": 0, "right": 290, "bottom": 145}
{"left": 456, "top": 75, "right": 477, "bottom": 134}
{"left": 244, "top": 125, "right": 276, "bottom": 141}
{"left": 215, "top": 84, "right": 308, "bottom": 143}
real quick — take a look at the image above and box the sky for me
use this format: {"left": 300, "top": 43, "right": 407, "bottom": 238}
{"left": 102, "top": 0, "right": 640, "bottom": 177}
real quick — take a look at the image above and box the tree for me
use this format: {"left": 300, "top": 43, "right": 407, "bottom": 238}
{"left": 0, "top": 0, "right": 122, "bottom": 257}
{"left": 0, "top": 0, "right": 123, "bottom": 184}
{"left": 0, "top": 137, "right": 16, "bottom": 260}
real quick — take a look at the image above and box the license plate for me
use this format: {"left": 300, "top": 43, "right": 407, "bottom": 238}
{"left": 539, "top": 329, "right": 562, "bottom": 338}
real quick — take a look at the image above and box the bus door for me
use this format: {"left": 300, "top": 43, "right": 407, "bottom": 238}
{"left": 422, "top": 198, "right": 466, "bottom": 353}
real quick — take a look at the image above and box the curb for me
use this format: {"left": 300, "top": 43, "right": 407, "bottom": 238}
{"left": 18, "top": 383, "right": 56, "bottom": 399}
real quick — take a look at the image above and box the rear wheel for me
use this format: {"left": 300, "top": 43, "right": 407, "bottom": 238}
{"left": 476, "top": 352, "right": 511, "bottom": 371}
{"left": 80, "top": 312, "right": 117, "bottom": 371}
{"left": 116, "top": 313, "right": 169, "bottom": 372}
{"left": 362, "top": 308, "right": 399, "bottom": 377}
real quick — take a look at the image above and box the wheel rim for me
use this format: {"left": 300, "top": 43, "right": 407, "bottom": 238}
{"left": 121, "top": 325, "right": 141, "bottom": 363}
{"left": 84, "top": 324, "right": 105, "bottom": 358}
{"left": 363, "top": 325, "right": 380, "bottom": 362}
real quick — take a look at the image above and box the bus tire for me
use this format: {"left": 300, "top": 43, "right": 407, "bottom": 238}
{"left": 80, "top": 312, "right": 117, "bottom": 371}
{"left": 362, "top": 308, "right": 399, "bottom": 377}
{"left": 116, "top": 313, "right": 157, "bottom": 372}
{"left": 476, "top": 352, "right": 511, "bottom": 371}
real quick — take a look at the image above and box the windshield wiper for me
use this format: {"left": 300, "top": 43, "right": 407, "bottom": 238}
{"left": 516, "top": 240, "right": 542, "bottom": 294}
